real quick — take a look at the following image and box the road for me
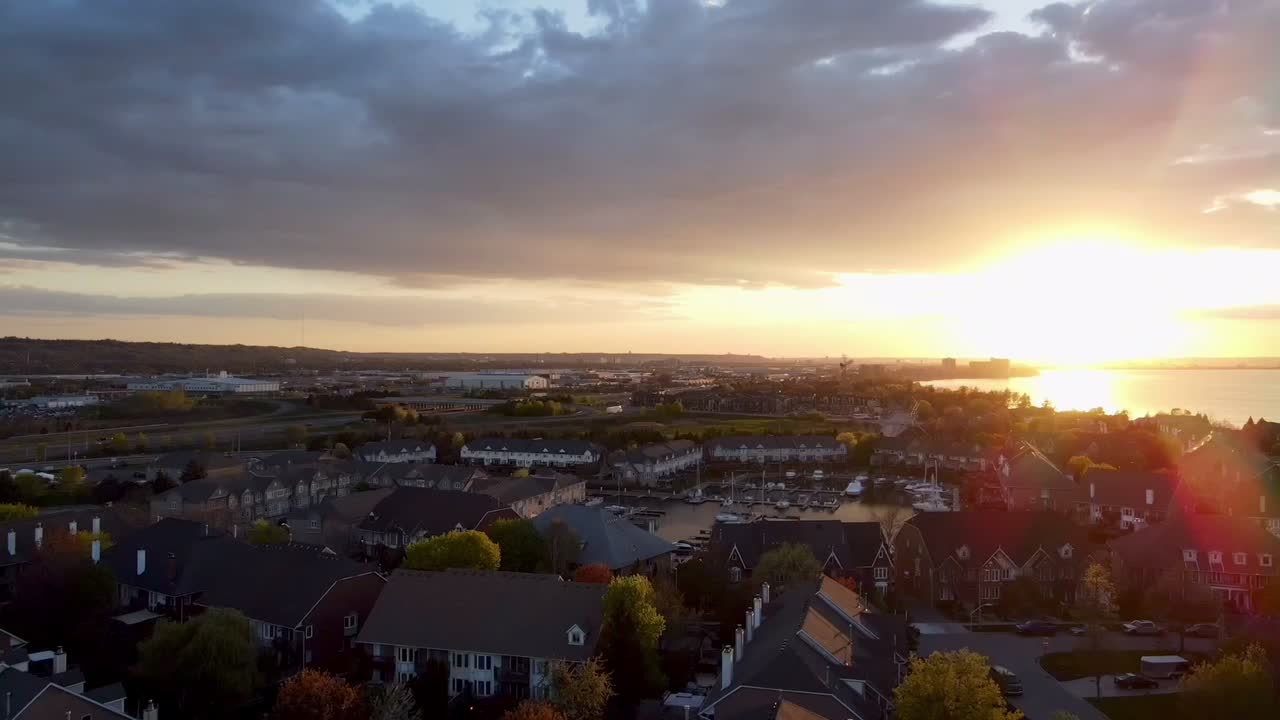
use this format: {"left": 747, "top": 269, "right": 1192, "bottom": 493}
{"left": 917, "top": 626, "right": 1216, "bottom": 720}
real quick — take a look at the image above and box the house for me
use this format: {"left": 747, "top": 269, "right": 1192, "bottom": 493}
{"left": 0, "top": 668, "right": 132, "bottom": 720}
{"left": 101, "top": 519, "right": 385, "bottom": 672}
{"left": 1177, "top": 433, "right": 1280, "bottom": 537}
{"left": 872, "top": 436, "right": 989, "bottom": 472}
{"left": 356, "top": 439, "right": 437, "bottom": 464}
{"left": 354, "top": 463, "right": 486, "bottom": 492}
{"left": 1109, "top": 511, "right": 1280, "bottom": 612}
{"left": 150, "top": 462, "right": 362, "bottom": 529}
{"left": 699, "top": 577, "right": 908, "bottom": 720}
{"left": 706, "top": 436, "right": 847, "bottom": 464}
{"left": 708, "top": 520, "right": 892, "bottom": 594}
{"left": 609, "top": 440, "right": 702, "bottom": 485}
{"left": 471, "top": 471, "right": 587, "bottom": 518}
{"left": 284, "top": 488, "right": 396, "bottom": 555}
{"left": 145, "top": 451, "right": 245, "bottom": 481}
{"left": 1074, "top": 468, "right": 1181, "bottom": 530}
{"left": 357, "top": 569, "right": 605, "bottom": 699}
{"left": 0, "top": 509, "right": 141, "bottom": 602}
{"left": 355, "top": 488, "right": 516, "bottom": 558}
{"left": 894, "top": 511, "right": 1094, "bottom": 608}
{"left": 460, "top": 438, "right": 604, "bottom": 469}
{"left": 995, "top": 444, "right": 1075, "bottom": 510}
{"left": 532, "top": 505, "right": 674, "bottom": 575}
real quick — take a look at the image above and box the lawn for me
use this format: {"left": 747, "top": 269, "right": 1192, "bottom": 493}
{"left": 1088, "top": 694, "right": 1182, "bottom": 720}
{"left": 1040, "top": 650, "right": 1204, "bottom": 681}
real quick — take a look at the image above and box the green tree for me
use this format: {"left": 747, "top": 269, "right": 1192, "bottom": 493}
{"left": 512, "top": 467, "right": 531, "bottom": 478}
{"left": 894, "top": 650, "right": 1022, "bottom": 720}
{"left": 485, "top": 518, "right": 548, "bottom": 573}
{"left": 1066, "top": 455, "right": 1094, "bottom": 481}
{"left": 369, "top": 684, "right": 418, "bottom": 720}
{"left": 1181, "top": 644, "right": 1279, "bottom": 720}
{"left": 180, "top": 459, "right": 207, "bottom": 483}
{"left": 247, "top": 520, "right": 289, "bottom": 545}
{"left": 137, "top": 608, "right": 260, "bottom": 719}
{"left": 604, "top": 575, "right": 666, "bottom": 647}
{"left": 450, "top": 432, "right": 466, "bottom": 450}
{"left": 651, "top": 571, "right": 692, "bottom": 631}
{"left": 11, "top": 531, "right": 115, "bottom": 650}
{"left": 550, "top": 658, "right": 613, "bottom": 720}
{"left": 330, "top": 442, "right": 352, "bottom": 460}
{"left": 1077, "top": 562, "right": 1117, "bottom": 698}
{"left": 0, "top": 503, "right": 38, "bottom": 521}
{"left": 135, "top": 432, "right": 149, "bottom": 453}
{"left": 544, "top": 520, "right": 581, "bottom": 576}
{"left": 14, "top": 473, "right": 46, "bottom": 504}
{"left": 754, "top": 543, "right": 822, "bottom": 586}
{"left": 109, "top": 432, "right": 129, "bottom": 455}
{"left": 272, "top": 669, "right": 366, "bottom": 720}
{"left": 286, "top": 425, "right": 308, "bottom": 447}
{"left": 600, "top": 576, "right": 666, "bottom": 711}
{"left": 404, "top": 530, "right": 500, "bottom": 571}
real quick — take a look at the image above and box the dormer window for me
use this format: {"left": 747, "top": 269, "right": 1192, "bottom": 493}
{"left": 956, "top": 545, "right": 970, "bottom": 560}
{"left": 1234, "top": 552, "right": 1247, "bottom": 566}
{"left": 1208, "top": 551, "right": 1223, "bottom": 564}
{"left": 1183, "top": 549, "right": 1197, "bottom": 562}
{"left": 1262, "top": 554, "right": 1274, "bottom": 568}
{"left": 1059, "top": 544, "right": 1073, "bottom": 560}
{"left": 567, "top": 625, "right": 585, "bottom": 646}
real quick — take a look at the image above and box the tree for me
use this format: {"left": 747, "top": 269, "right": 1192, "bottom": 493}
{"left": 550, "top": 658, "right": 613, "bottom": 720}
{"left": 200, "top": 431, "right": 217, "bottom": 450}
{"left": 754, "top": 543, "right": 821, "bottom": 586}
{"left": 544, "top": 520, "right": 581, "bottom": 576}
{"left": 1077, "top": 562, "right": 1117, "bottom": 698}
{"left": 650, "top": 571, "right": 692, "bottom": 631}
{"left": 10, "top": 530, "right": 115, "bottom": 650}
{"left": 503, "top": 700, "right": 566, "bottom": 720}
{"left": 998, "top": 576, "right": 1046, "bottom": 619}
{"left": 1258, "top": 580, "right": 1280, "bottom": 617}
{"left": 368, "top": 684, "right": 418, "bottom": 720}
{"left": 91, "top": 474, "right": 126, "bottom": 504}
{"left": 512, "top": 467, "right": 531, "bottom": 478}
{"left": 894, "top": 650, "right": 1022, "bottom": 720}
{"left": 486, "top": 518, "right": 548, "bottom": 573}
{"left": 248, "top": 520, "right": 289, "bottom": 545}
{"left": 573, "top": 563, "right": 614, "bottom": 584}
{"left": 136, "top": 608, "right": 260, "bottom": 719}
{"left": 272, "top": 669, "right": 366, "bottom": 720}
{"left": 286, "top": 425, "right": 308, "bottom": 447}
{"left": 152, "top": 471, "right": 176, "bottom": 494}
{"left": 604, "top": 575, "right": 666, "bottom": 647}
{"left": 0, "top": 503, "right": 37, "bottom": 521}
{"left": 601, "top": 576, "right": 666, "bottom": 711}
{"left": 1145, "top": 576, "right": 1218, "bottom": 652}
{"left": 14, "top": 473, "right": 46, "bottom": 504}
{"left": 109, "top": 432, "right": 129, "bottom": 455}
{"left": 404, "top": 530, "right": 500, "bottom": 571}
{"left": 871, "top": 505, "right": 910, "bottom": 542}
{"left": 135, "top": 432, "right": 149, "bottom": 453}
{"left": 450, "top": 432, "right": 466, "bottom": 450}
{"left": 1181, "top": 644, "right": 1279, "bottom": 720}
{"left": 35, "top": 442, "right": 47, "bottom": 462}
{"left": 330, "top": 442, "right": 352, "bottom": 460}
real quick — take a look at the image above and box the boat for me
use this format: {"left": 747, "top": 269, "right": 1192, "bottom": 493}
{"left": 797, "top": 494, "right": 809, "bottom": 506}
{"left": 912, "top": 497, "right": 951, "bottom": 512}
{"left": 685, "top": 494, "right": 707, "bottom": 505}
{"left": 720, "top": 497, "right": 733, "bottom": 508}
{"left": 775, "top": 500, "right": 791, "bottom": 510}
{"left": 844, "top": 479, "right": 864, "bottom": 497}
{"left": 604, "top": 504, "right": 628, "bottom": 515}
{"left": 715, "top": 513, "right": 744, "bottom": 523}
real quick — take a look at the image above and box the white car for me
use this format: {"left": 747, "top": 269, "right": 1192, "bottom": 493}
{"left": 1122, "top": 620, "right": 1165, "bottom": 636}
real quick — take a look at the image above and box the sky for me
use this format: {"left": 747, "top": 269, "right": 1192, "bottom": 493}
{"left": 0, "top": 0, "right": 1278, "bottom": 364}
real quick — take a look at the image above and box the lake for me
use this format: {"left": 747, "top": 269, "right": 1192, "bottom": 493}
{"left": 619, "top": 496, "right": 908, "bottom": 544}
{"left": 923, "top": 368, "right": 1280, "bottom": 427}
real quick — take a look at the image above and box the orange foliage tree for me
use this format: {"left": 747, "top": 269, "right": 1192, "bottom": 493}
{"left": 573, "top": 563, "right": 614, "bottom": 584}
{"left": 272, "top": 669, "right": 366, "bottom": 720}
{"left": 502, "top": 700, "right": 566, "bottom": 720}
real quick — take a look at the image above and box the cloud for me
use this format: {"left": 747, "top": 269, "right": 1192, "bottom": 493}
{"left": 0, "top": 285, "right": 672, "bottom": 326}
{"left": 0, "top": 0, "right": 1276, "bottom": 289}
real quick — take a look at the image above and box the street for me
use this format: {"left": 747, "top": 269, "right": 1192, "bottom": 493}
{"left": 917, "top": 624, "right": 1216, "bottom": 720}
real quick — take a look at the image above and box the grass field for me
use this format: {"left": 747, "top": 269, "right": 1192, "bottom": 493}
{"left": 1087, "top": 693, "right": 1181, "bottom": 720}
{"left": 1040, "top": 650, "right": 1204, "bottom": 681}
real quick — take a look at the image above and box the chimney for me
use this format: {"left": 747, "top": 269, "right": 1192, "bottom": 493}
{"left": 136, "top": 549, "right": 146, "bottom": 576}
{"left": 142, "top": 701, "right": 158, "bottom": 720}
{"left": 745, "top": 609, "right": 754, "bottom": 643}
{"left": 53, "top": 646, "right": 66, "bottom": 674}
{"left": 753, "top": 595, "right": 762, "bottom": 628}
{"left": 91, "top": 516, "right": 100, "bottom": 535}
{"left": 91, "top": 539, "right": 101, "bottom": 564}
{"left": 68, "top": 520, "right": 77, "bottom": 535}
{"left": 720, "top": 646, "right": 734, "bottom": 690}
{"left": 734, "top": 625, "right": 744, "bottom": 660}
{"left": 1145, "top": 489, "right": 1154, "bottom": 506}
{"left": 1089, "top": 483, "right": 1095, "bottom": 499}
{"left": 6, "top": 530, "right": 14, "bottom": 557}
{"left": 34, "top": 523, "right": 44, "bottom": 550}
{"left": 761, "top": 581, "right": 771, "bottom": 605}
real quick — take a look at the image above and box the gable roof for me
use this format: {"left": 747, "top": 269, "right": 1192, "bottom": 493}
{"left": 353, "top": 463, "right": 484, "bottom": 490}
{"left": 1080, "top": 468, "right": 1180, "bottom": 510}
{"left": 0, "top": 507, "right": 142, "bottom": 569}
{"left": 706, "top": 436, "right": 844, "bottom": 452}
{"left": 471, "top": 471, "right": 583, "bottom": 505}
{"left": 358, "top": 439, "right": 435, "bottom": 456}
{"left": 1110, "top": 511, "right": 1280, "bottom": 576}
{"left": 905, "top": 511, "right": 1091, "bottom": 568}
{"left": 1000, "top": 444, "right": 1072, "bottom": 490}
{"left": 463, "top": 438, "right": 603, "bottom": 457}
{"left": 358, "top": 487, "right": 511, "bottom": 536}
{"left": 711, "top": 520, "right": 885, "bottom": 571}
{"left": 357, "top": 569, "right": 605, "bottom": 662}
{"left": 531, "top": 505, "right": 674, "bottom": 570}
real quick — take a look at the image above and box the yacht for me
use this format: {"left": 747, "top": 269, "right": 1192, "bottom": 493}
{"left": 715, "top": 512, "right": 744, "bottom": 523}
{"left": 912, "top": 496, "right": 951, "bottom": 512}
{"left": 685, "top": 488, "right": 707, "bottom": 505}
{"left": 774, "top": 499, "right": 791, "bottom": 511}
{"left": 844, "top": 479, "right": 864, "bottom": 497}
{"left": 604, "top": 504, "right": 628, "bottom": 515}
{"left": 720, "top": 497, "right": 734, "bottom": 508}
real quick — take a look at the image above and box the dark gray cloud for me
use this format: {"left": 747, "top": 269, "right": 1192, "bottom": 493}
{"left": 0, "top": 285, "right": 670, "bottom": 326}
{"left": 0, "top": 0, "right": 1276, "bottom": 287}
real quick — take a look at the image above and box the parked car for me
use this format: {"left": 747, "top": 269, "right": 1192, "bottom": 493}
{"left": 1122, "top": 620, "right": 1164, "bottom": 636}
{"left": 990, "top": 666, "right": 1023, "bottom": 697}
{"left": 1114, "top": 673, "right": 1158, "bottom": 690}
{"left": 1182, "top": 623, "right": 1220, "bottom": 638}
{"left": 1069, "top": 625, "right": 1087, "bottom": 636}
{"left": 1015, "top": 620, "right": 1058, "bottom": 636}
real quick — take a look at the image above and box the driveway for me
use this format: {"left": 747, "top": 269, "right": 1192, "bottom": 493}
{"left": 1060, "top": 676, "right": 1180, "bottom": 698}
{"left": 915, "top": 629, "right": 1215, "bottom": 720}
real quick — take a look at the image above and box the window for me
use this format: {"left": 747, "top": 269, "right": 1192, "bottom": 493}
{"left": 873, "top": 567, "right": 889, "bottom": 580}
{"left": 956, "top": 545, "right": 970, "bottom": 560}
{"left": 1183, "top": 549, "right": 1197, "bottom": 562}
{"left": 1262, "top": 554, "right": 1274, "bottom": 568}
{"left": 568, "top": 628, "right": 584, "bottom": 646}
{"left": 1209, "top": 551, "right": 1223, "bottom": 564}
{"left": 453, "top": 678, "right": 463, "bottom": 694}
{"left": 1060, "top": 544, "right": 1074, "bottom": 559}
{"left": 454, "top": 653, "right": 464, "bottom": 668}
{"left": 305, "top": 625, "right": 314, "bottom": 639}
{"left": 1234, "top": 552, "right": 1248, "bottom": 565}
{"left": 1121, "top": 507, "right": 1134, "bottom": 517}
{"left": 728, "top": 566, "right": 742, "bottom": 583}
{"left": 310, "top": 518, "right": 320, "bottom": 530}
{"left": 464, "top": 654, "right": 471, "bottom": 668}
{"left": 168, "top": 498, "right": 178, "bottom": 511}
{"left": 478, "top": 655, "right": 493, "bottom": 670}
{"left": 397, "top": 647, "right": 414, "bottom": 664}
{"left": 344, "top": 612, "right": 358, "bottom": 631}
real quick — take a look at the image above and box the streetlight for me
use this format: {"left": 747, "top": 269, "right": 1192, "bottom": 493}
{"left": 969, "top": 602, "right": 995, "bottom": 627}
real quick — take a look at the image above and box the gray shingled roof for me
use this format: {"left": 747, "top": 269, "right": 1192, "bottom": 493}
{"left": 532, "top": 505, "right": 674, "bottom": 570}
{"left": 358, "top": 487, "right": 511, "bottom": 535}
{"left": 357, "top": 569, "right": 604, "bottom": 661}
{"left": 711, "top": 519, "right": 885, "bottom": 571}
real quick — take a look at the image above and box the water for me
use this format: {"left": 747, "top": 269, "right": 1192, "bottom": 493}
{"left": 624, "top": 497, "right": 908, "bottom": 543}
{"left": 922, "top": 368, "right": 1280, "bottom": 427}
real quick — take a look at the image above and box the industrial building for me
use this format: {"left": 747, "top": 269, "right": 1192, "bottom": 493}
{"left": 3, "top": 394, "right": 100, "bottom": 409}
{"left": 441, "top": 373, "right": 549, "bottom": 390}
{"left": 126, "top": 371, "right": 280, "bottom": 395}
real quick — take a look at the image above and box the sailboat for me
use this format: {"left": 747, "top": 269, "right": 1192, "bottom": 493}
{"left": 911, "top": 461, "right": 951, "bottom": 512}
{"left": 721, "top": 472, "right": 736, "bottom": 507}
